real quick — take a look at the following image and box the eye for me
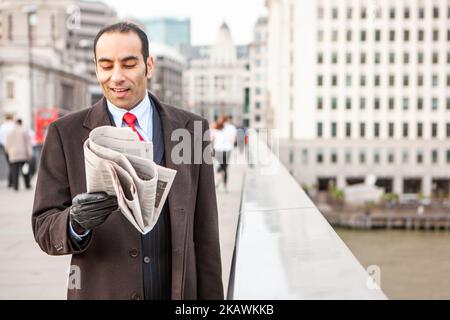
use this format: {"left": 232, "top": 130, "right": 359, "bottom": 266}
{"left": 99, "top": 64, "right": 113, "bottom": 70}
{"left": 124, "top": 64, "right": 136, "bottom": 69}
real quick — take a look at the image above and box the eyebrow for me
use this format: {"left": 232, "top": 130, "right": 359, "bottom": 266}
{"left": 97, "top": 56, "right": 139, "bottom": 63}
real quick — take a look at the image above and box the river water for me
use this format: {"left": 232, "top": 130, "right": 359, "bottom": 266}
{"left": 335, "top": 228, "right": 450, "bottom": 299}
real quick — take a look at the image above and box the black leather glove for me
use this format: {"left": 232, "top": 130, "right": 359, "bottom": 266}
{"left": 69, "top": 192, "right": 118, "bottom": 233}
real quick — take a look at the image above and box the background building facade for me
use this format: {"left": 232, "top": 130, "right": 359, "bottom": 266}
{"left": 183, "top": 22, "right": 248, "bottom": 125}
{"left": 267, "top": 0, "right": 450, "bottom": 197}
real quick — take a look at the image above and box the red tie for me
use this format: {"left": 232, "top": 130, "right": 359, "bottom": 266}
{"left": 122, "top": 112, "right": 144, "bottom": 141}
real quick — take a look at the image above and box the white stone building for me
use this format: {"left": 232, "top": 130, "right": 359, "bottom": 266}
{"left": 267, "top": 0, "right": 450, "bottom": 197}
{"left": 183, "top": 23, "right": 248, "bottom": 125}
{"left": 248, "top": 16, "right": 271, "bottom": 131}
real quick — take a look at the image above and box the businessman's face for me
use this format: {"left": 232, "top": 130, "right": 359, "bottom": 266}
{"left": 95, "top": 32, "right": 154, "bottom": 110}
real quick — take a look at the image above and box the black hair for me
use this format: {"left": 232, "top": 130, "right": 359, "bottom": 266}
{"left": 16, "top": 119, "right": 22, "bottom": 125}
{"left": 94, "top": 22, "right": 149, "bottom": 74}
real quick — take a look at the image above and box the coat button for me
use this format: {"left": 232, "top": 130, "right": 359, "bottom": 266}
{"left": 131, "top": 293, "right": 141, "bottom": 300}
{"left": 129, "top": 248, "right": 139, "bottom": 258}
{"left": 143, "top": 256, "right": 150, "bottom": 264}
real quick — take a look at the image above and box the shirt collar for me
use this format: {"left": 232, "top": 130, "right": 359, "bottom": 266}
{"left": 106, "top": 93, "right": 151, "bottom": 134}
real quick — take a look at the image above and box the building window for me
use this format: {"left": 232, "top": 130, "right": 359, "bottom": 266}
{"left": 388, "top": 122, "right": 395, "bottom": 137}
{"left": 418, "top": 29, "right": 424, "bottom": 41}
{"left": 361, "top": 7, "right": 367, "bottom": 19}
{"left": 317, "top": 151, "right": 324, "bottom": 164}
{"left": 417, "top": 122, "right": 423, "bottom": 138}
{"left": 331, "top": 97, "right": 337, "bottom": 110}
{"left": 317, "top": 75, "right": 323, "bottom": 86}
{"left": 359, "top": 97, "right": 366, "bottom": 110}
{"left": 418, "top": 7, "right": 425, "bottom": 19}
{"left": 317, "top": 122, "right": 323, "bottom": 138}
{"left": 346, "top": 97, "right": 352, "bottom": 110}
{"left": 432, "top": 149, "right": 438, "bottom": 164}
{"left": 417, "top": 74, "right": 424, "bottom": 87}
{"left": 390, "top": 8, "right": 395, "bottom": 19}
{"left": 402, "top": 150, "right": 409, "bottom": 164}
{"left": 360, "top": 122, "right": 366, "bottom": 138}
{"left": 404, "top": 7, "right": 410, "bottom": 19}
{"left": 347, "top": 7, "right": 353, "bottom": 19}
{"left": 346, "top": 53, "right": 352, "bottom": 64}
{"left": 359, "top": 151, "right": 366, "bottom": 164}
{"left": 374, "top": 151, "right": 380, "bottom": 164}
{"left": 317, "top": 97, "right": 323, "bottom": 110}
{"left": 432, "top": 122, "right": 438, "bottom": 137}
{"left": 345, "top": 150, "right": 352, "bottom": 164}
{"left": 432, "top": 75, "right": 439, "bottom": 87}
{"left": 346, "top": 75, "right": 352, "bottom": 87}
{"left": 388, "top": 97, "right": 395, "bottom": 110}
{"left": 361, "top": 52, "right": 367, "bottom": 66}
{"left": 433, "top": 6, "right": 439, "bottom": 18}
{"left": 346, "top": 30, "right": 352, "bottom": 41}
{"left": 433, "top": 29, "right": 439, "bottom": 41}
{"left": 374, "top": 75, "right": 380, "bottom": 87}
{"left": 332, "top": 30, "right": 338, "bottom": 42}
{"left": 389, "top": 52, "right": 395, "bottom": 64}
{"left": 432, "top": 52, "right": 439, "bottom": 64}
{"left": 332, "top": 74, "right": 338, "bottom": 86}
{"left": 403, "top": 75, "right": 409, "bottom": 86}
{"left": 317, "top": 53, "right": 323, "bottom": 64}
{"left": 374, "top": 97, "right": 380, "bottom": 110}
{"left": 331, "top": 122, "right": 337, "bottom": 138}
{"left": 331, "top": 150, "right": 338, "bottom": 164}
{"left": 374, "top": 52, "right": 381, "bottom": 64}
{"left": 360, "top": 30, "right": 366, "bottom": 42}
{"left": 417, "top": 98, "right": 424, "bottom": 110}
{"left": 417, "top": 151, "right": 424, "bottom": 164}
{"left": 301, "top": 149, "right": 308, "bottom": 165}
{"left": 374, "top": 122, "right": 380, "bottom": 138}
{"left": 388, "top": 151, "right": 395, "bottom": 164}
{"left": 447, "top": 123, "right": 450, "bottom": 137}
{"left": 360, "top": 74, "right": 366, "bottom": 86}
{"left": 403, "top": 98, "right": 409, "bottom": 110}
{"left": 418, "top": 52, "right": 424, "bottom": 64}
{"left": 432, "top": 98, "right": 438, "bottom": 110}
{"left": 345, "top": 122, "right": 351, "bottom": 137}
{"left": 404, "top": 30, "right": 409, "bottom": 42}
{"left": 447, "top": 75, "right": 450, "bottom": 86}
{"left": 289, "top": 150, "right": 294, "bottom": 164}
{"left": 375, "top": 30, "right": 381, "bottom": 41}
{"left": 6, "top": 81, "right": 14, "bottom": 99}
{"left": 403, "top": 123, "right": 409, "bottom": 138}
{"left": 389, "top": 75, "right": 395, "bottom": 86}
{"left": 332, "top": 7, "right": 338, "bottom": 19}
{"left": 403, "top": 52, "right": 409, "bottom": 64}
{"left": 7, "top": 14, "right": 12, "bottom": 41}
{"left": 317, "top": 7, "right": 324, "bottom": 19}
{"left": 447, "top": 150, "right": 450, "bottom": 164}
{"left": 389, "top": 30, "right": 395, "bottom": 42}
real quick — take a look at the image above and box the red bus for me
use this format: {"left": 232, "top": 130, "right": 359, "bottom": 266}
{"left": 34, "top": 108, "right": 67, "bottom": 145}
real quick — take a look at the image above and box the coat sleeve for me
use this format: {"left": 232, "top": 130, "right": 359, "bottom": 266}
{"left": 194, "top": 119, "right": 224, "bottom": 299}
{"left": 32, "top": 122, "right": 91, "bottom": 255}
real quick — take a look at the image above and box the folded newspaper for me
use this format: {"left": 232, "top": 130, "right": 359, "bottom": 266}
{"left": 83, "top": 126, "right": 176, "bottom": 234}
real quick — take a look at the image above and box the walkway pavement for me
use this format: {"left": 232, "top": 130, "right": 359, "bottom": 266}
{"left": 0, "top": 160, "right": 243, "bottom": 299}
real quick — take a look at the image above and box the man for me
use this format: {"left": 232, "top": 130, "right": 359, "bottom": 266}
{"left": 0, "top": 113, "right": 15, "bottom": 187}
{"left": 5, "top": 119, "right": 33, "bottom": 190}
{"left": 32, "top": 22, "right": 223, "bottom": 300}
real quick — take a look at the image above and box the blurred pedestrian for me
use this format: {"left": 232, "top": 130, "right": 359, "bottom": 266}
{"left": 0, "top": 113, "right": 15, "bottom": 187}
{"left": 5, "top": 119, "right": 33, "bottom": 191}
{"left": 212, "top": 115, "right": 235, "bottom": 191}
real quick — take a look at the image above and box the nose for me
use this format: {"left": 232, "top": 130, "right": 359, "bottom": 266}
{"left": 110, "top": 64, "right": 125, "bottom": 83}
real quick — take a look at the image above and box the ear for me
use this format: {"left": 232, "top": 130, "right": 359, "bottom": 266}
{"left": 146, "top": 55, "right": 154, "bottom": 79}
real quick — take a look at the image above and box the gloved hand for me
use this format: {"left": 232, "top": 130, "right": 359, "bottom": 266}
{"left": 69, "top": 192, "right": 118, "bottom": 234}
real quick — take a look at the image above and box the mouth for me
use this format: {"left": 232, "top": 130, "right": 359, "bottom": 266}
{"left": 110, "top": 87, "right": 130, "bottom": 98}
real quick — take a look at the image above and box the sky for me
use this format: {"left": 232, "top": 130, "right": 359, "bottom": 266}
{"left": 99, "top": 0, "right": 267, "bottom": 45}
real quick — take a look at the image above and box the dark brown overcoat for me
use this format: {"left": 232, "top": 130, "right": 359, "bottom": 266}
{"left": 32, "top": 93, "right": 223, "bottom": 300}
